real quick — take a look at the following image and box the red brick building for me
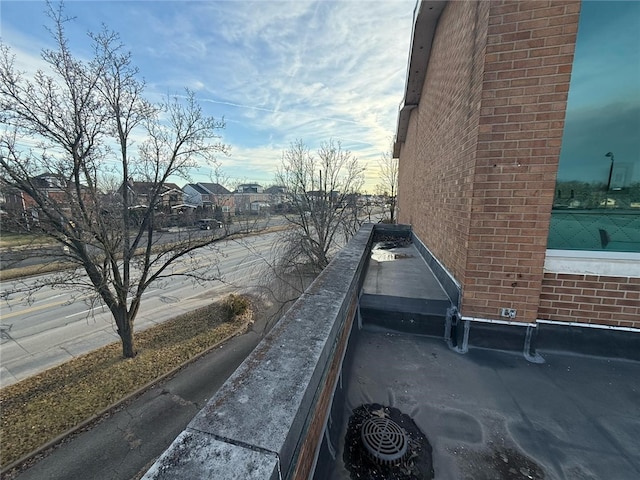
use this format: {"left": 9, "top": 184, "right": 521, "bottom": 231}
{"left": 394, "top": 1, "right": 639, "bottom": 329}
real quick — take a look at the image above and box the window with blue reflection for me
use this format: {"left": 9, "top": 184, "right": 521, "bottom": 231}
{"left": 548, "top": 1, "right": 640, "bottom": 252}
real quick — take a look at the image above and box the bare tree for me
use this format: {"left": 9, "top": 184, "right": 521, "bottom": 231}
{"left": 273, "top": 139, "right": 364, "bottom": 275}
{"left": 376, "top": 151, "right": 398, "bottom": 223}
{"left": 0, "top": 5, "right": 231, "bottom": 358}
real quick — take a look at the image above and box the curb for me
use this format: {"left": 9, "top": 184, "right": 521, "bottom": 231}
{"left": 0, "top": 244, "right": 59, "bottom": 253}
{"left": 0, "top": 312, "right": 253, "bottom": 478}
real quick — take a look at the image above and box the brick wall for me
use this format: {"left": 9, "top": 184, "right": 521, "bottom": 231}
{"left": 540, "top": 273, "right": 640, "bottom": 329}
{"left": 467, "top": 0, "right": 580, "bottom": 322}
{"left": 398, "top": 0, "right": 490, "bottom": 292}
{"left": 398, "top": 0, "right": 581, "bottom": 323}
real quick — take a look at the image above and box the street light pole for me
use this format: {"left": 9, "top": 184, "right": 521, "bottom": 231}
{"left": 605, "top": 151, "right": 614, "bottom": 191}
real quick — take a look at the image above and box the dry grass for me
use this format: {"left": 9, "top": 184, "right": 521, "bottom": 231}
{"left": 0, "top": 297, "right": 252, "bottom": 468}
{"left": 0, "top": 234, "right": 51, "bottom": 249}
{"left": 0, "top": 262, "right": 74, "bottom": 282}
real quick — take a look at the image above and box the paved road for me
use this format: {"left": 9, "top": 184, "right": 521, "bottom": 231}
{"left": 0, "top": 233, "right": 279, "bottom": 386}
{"left": 8, "top": 303, "right": 275, "bottom": 480}
{"left": 0, "top": 215, "right": 286, "bottom": 271}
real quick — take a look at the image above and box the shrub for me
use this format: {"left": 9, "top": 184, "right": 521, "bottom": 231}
{"left": 224, "top": 294, "right": 250, "bottom": 321}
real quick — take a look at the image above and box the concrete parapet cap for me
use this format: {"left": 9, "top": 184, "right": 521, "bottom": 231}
{"left": 142, "top": 430, "right": 280, "bottom": 480}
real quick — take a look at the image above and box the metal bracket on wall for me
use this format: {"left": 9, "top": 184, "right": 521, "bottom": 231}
{"left": 445, "top": 307, "right": 469, "bottom": 354}
{"left": 524, "top": 325, "right": 545, "bottom": 364}
{"left": 444, "top": 306, "right": 455, "bottom": 344}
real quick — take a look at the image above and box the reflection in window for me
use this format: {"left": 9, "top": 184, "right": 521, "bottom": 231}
{"left": 549, "top": 1, "right": 640, "bottom": 252}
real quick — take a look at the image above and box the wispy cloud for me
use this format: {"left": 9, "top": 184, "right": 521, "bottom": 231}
{"left": 1, "top": 0, "right": 415, "bottom": 189}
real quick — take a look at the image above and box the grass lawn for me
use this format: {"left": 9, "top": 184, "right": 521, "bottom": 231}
{"left": 0, "top": 261, "right": 74, "bottom": 282}
{"left": 0, "top": 295, "right": 252, "bottom": 469}
{"left": 0, "top": 233, "right": 52, "bottom": 249}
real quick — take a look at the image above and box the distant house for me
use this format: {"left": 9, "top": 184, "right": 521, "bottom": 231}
{"left": 303, "top": 190, "right": 344, "bottom": 209}
{"left": 121, "top": 181, "right": 184, "bottom": 210}
{"left": 0, "top": 182, "right": 30, "bottom": 228}
{"left": 183, "top": 183, "right": 212, "bottom": 207}
{"left": 263, "top": 185, "right": 288, "bottom": 211}
{"left": 199, "top": 182, "right": 233, "bottom": 197}
{"left": 183, "top": 182, "right": 234, "bottom": 213}
{"left": 0, "top": 183, "right": 23, "bottom": 213}
{"left": 250, "top": 201, "right": 270, "bottom": 213}
{"left": 233, "top": 184, "right": 270, "bottom": 214}
{"left": 236, "top": 183, "right": 263, "bottom": 194}
{"left": 264, "top": 186, "right": 287, "bottom": 195}
{"left": 25, "top": 174, "right": 70, "bottom": 206}
{"left": 0, "top": 174, "right": 83, "bottom": 229}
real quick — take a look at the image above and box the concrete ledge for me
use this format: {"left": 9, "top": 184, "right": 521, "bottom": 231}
{"left": 360, "top": 295, "right": 450, "bottom": 337}
{"left": 360, "top": 294, "right": 450, "bottom": 315}
{"left": 143, "top": 430, "right": 280, "bottom": 480}
{"left": 142, "top": 225, "right": 374, "bottom": 479}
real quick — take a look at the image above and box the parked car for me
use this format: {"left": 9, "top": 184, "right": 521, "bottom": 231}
{"left": 198, "top": 218, "right": 222, "bottom": 230}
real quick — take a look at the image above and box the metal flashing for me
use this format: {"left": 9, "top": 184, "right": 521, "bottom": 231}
{"left": 393, "top": 1, "right": 448, "bottom": 158}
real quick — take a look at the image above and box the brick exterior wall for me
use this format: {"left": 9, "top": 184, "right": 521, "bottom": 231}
{"left": 397, "top": 0, "right": 490, "bottom": 296}
{"left": 398, "top": 0, "right": 581, "bottom": 323}
{"left": 540, "top": 273, "right": 640, "bottom": 329}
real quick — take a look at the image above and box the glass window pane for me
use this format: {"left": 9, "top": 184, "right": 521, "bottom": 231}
{"left": 549, "top": 1, "right": 640, "bottom": 252}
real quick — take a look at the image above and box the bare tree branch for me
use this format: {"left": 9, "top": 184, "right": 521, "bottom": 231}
{"left": 0, "top": 5, "right": 230, "bottom": 358}
{"left": 376, "top": 151, "right": 398, "bottom": 224}
{"left": 273, "top": 139, "right": 364, "bottom": 274}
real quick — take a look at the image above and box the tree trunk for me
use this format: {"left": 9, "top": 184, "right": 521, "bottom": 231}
{"left": 114, "top": 309, "right": 137, "bottom": 358}
{"left": 120, "top": 323, "right": 136, "bottom": 358}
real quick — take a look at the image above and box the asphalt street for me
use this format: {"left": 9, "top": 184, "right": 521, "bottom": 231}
{"left": 0, "top": 216, "right": 285, "bottom": 271}
{"left": 6, "top": 304, "right": 275, "bottom": 480}
{"left": 0, "top": 233, "right": 279, "bottom": 386}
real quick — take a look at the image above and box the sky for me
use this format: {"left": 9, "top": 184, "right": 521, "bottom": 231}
{"left": 0, "top": 0, "right": 415, "bottom": 191}
{"left": 557, "top": 0, "right": 640, "bottom": 185}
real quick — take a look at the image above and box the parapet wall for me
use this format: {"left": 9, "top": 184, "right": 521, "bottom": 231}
{"left": 142, "top": 224, "right": 374, "bottom": 480}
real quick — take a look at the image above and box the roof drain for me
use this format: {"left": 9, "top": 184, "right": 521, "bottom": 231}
{"left": 344, "top": 403, "right": 434, "bottom": 480}
{"left": 360, "top": 416, "right": 408, "bottom": 465}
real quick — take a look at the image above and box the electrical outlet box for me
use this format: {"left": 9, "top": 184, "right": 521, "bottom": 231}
{"left": 500, "top": 308, "right": 517, "bottom": 319}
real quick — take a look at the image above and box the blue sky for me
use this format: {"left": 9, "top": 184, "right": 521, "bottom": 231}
{"left": 0, "top": 0, "right": 415, "bottom": 190}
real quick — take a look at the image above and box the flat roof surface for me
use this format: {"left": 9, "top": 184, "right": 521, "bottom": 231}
{"left": 363, "top": 243, "right": 449, "bottom": 301}
{"left": 327, "top": 327, "right": 640, "bottom": 479}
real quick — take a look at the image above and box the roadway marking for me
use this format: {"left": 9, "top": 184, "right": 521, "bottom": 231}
{"left": 64, "top": 289, "right": 159, "bottom": 319}
{"left": 1, "top": 288, "right": 160, "bottom": 321}
{"left": 64, "top": 306, "right": 108, "bottom": 319}
{"left": 0, "top": 298, "right": 72, "bottom": 320}
{"left": 33, "top": 293, "right": 67, "bottom": 304}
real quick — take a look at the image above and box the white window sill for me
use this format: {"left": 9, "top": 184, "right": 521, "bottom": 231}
{"left": 545, "top": 249, "right": 640, "bottom": 277}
